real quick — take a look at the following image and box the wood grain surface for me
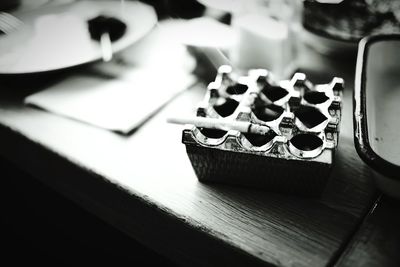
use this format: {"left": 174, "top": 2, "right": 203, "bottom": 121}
{"left": 337, "top": 195, "right": 400, "bottom": 267}
{"left": 0, "top": 68, "right": 377, "bottom": 266}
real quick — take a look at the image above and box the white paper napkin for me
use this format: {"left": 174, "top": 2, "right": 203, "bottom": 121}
{"left": 25, "top": 66, "right": 195, "bottom": 134}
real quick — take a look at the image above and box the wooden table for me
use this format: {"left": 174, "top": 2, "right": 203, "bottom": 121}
{"left": 0, "top": 20, "right": 399, "bottom": 267}
{"left": 0, "top": 67, "right": 389, "bottom": 267}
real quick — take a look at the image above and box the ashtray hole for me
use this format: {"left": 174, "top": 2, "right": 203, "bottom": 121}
{"left": 303, "top": 91, "right": 329, "bottom": 104}
{"left": 294, "top": 106, "right": 327, "bottom": 129}
{"left": 243, "top": 131, "right": 277, "bottom": 147}
{"left": 261, "top": 85, "right": 288, "bottom": 102}
{"left": 226, "top": 83, "right": 248, "bottom": 95}
{"left": 290, "top": 134, "right": 323, "bottom": 151}
{"left": 213, "top": 98, "right": 239, "bottom": 117}
{"left": 199, "top": 128, "right": 228, "bottom": 139}
{"left": 253, "top": 104, "right": 284, "bottom": 122}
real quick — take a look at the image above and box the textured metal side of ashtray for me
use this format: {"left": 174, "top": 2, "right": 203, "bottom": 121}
{"left": 182, "top": 66, "right": 343, "bottom": 196}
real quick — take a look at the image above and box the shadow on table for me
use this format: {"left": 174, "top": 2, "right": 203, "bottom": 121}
{"left": 0, "top": 157, "right": 177, "bottom": 267}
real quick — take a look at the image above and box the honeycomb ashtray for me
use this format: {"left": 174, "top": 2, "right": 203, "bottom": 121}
{"left": 180, "top": 66, "right": 343, "bottom": 196}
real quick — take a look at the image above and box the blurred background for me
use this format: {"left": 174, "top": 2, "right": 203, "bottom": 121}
{"left": 1, "top": 0, "right": 400, "bottom": 265}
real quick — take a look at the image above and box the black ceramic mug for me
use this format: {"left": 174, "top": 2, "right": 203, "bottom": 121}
{"left": 354, "top": 34, "right": 400, "bottom": 199}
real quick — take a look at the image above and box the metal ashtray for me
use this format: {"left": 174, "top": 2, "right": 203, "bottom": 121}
{"left": 354, "top": 34, "right": 400, "bottom": 199}
{"left": 175, "top": 66, "right": 344, "bottom": 196}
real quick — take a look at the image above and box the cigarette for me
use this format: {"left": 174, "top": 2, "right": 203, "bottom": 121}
{"left": 167, "top": 116, "right": 271, "bottom": 135}
{"left": 100, "top": 32, "right": 113, "bottom": 62}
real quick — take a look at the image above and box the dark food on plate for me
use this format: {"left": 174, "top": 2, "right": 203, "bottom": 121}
{"left": 87, "top": 15, "right": 127, "bottom": 42}
{"left": 303, "top": 0, "right": 400, "bottom": 41}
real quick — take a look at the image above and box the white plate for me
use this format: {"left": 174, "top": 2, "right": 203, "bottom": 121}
{"left": 0, "top": 0, "right": 157, "bottom": 74}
